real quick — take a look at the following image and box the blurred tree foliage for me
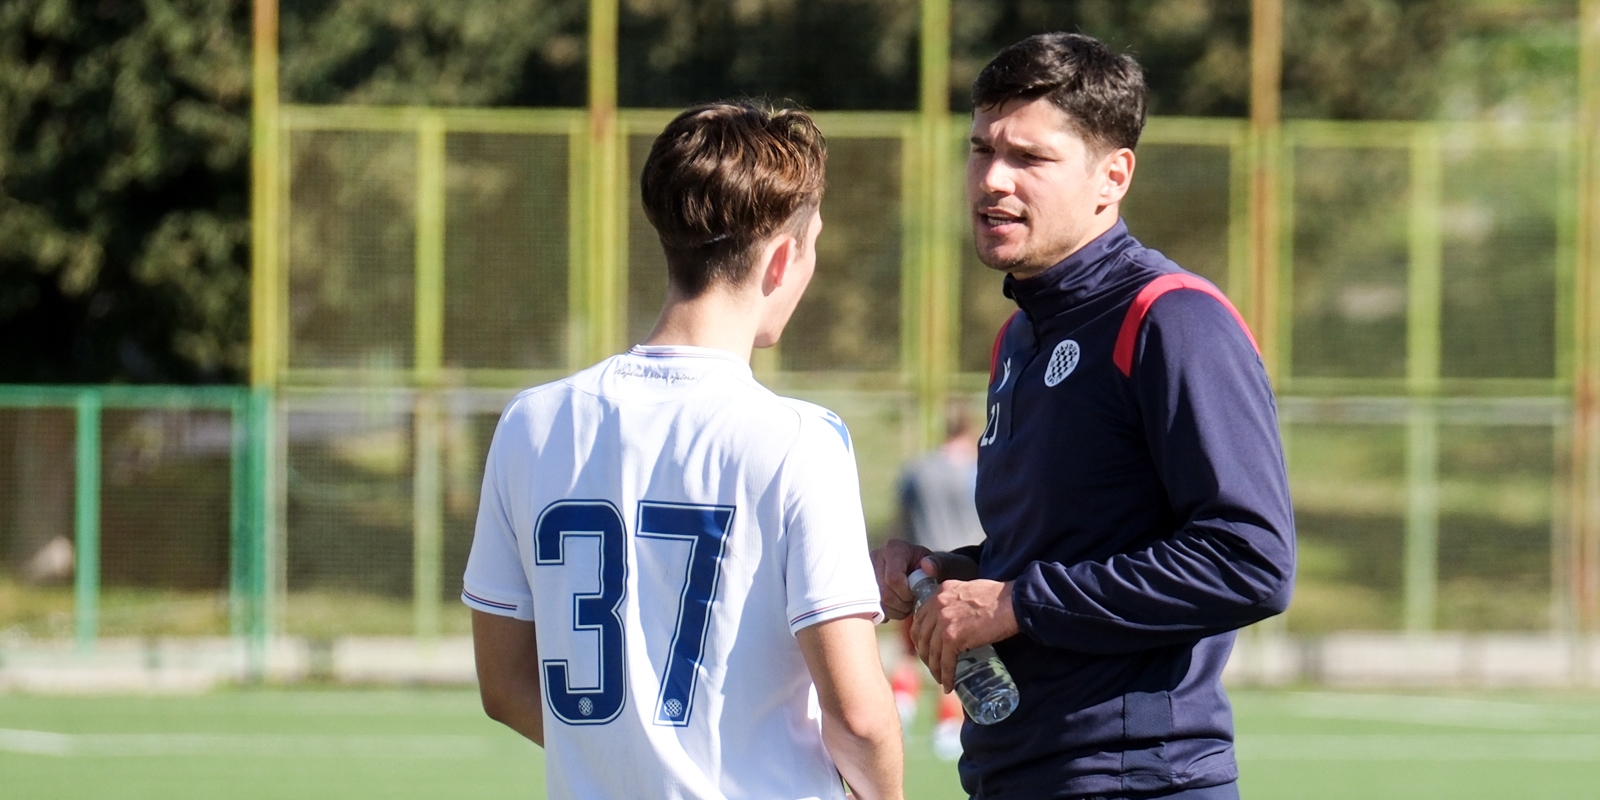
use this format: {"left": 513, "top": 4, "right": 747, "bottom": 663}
{"left": 953, "top": 0, "right": 1576, "bottom": 119}
{"left": 0, "top": 0, "right": 587, "bottom": 383}
{"left": 1281, "top": 0, "right": 1576, "bottom": 121}
{"left": 280, "top": 0, "right": 587, "bottom": 106}
{"left": 0, "top": 0, "right": 251, "bottom": 382}
{"left": 952, "top": 0, "right": 1254, "bottom": 115}
{"left": 0, "top": 0, "right": 1581, "bottom": 382}
{"left": 616, "top": 0, "right": 921, "bottom": 109}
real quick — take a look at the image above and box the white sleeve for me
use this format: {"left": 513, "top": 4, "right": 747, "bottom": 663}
{"left": 461, "top": 407, "right": 535, "bottom": 621}
{"left": 781, "top": 408, "right": 885, "bottom": 635}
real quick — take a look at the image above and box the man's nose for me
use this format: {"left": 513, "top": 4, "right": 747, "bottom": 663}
{"left": 977, "top": 157, "right": 1016, "bottom": 195}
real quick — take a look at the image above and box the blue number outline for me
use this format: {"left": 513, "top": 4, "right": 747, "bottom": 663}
{"left": 636, "top": 502, "right": 736, "bottom": 727}
{"left": 533, "top": 500, "right": 628, "bottom": 725}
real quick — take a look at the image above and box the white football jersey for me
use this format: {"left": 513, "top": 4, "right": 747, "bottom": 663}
{"left": 462, "top": 344, "right": 883, "bottom": 800}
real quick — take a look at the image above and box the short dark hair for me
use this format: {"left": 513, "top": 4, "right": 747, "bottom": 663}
{"left": 640, "top": 100, "right": 827, "bottom": 297}
{"left": 972, "top": 33, "right": 1147, "bottom": 153}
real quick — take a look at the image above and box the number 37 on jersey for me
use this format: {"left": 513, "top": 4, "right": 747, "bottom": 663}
{"left": 533, "top": 499, "right": 735, "bottom": 729}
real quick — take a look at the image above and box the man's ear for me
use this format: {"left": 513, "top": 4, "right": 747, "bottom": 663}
{"left": 760, "top": 234, "right": 798, "bottom": 297}
{"left": 1097, "top": 147, "right": 1136, "bottom": 209}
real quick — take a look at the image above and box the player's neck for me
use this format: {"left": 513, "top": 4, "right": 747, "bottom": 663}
{"left": 641, "top": 285, "right": 762, "bottom": 363}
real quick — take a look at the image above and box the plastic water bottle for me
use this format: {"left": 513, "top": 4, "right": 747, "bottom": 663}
{"left": 907, "top": 568, "right": 1020, "bottom": 725}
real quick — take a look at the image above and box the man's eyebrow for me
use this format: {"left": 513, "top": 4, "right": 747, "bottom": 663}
{"left": 995, "top": 138, "right": 1051, "bottom": 157}
{"left": 971, "top": 131, "right": 1056, "bottom": 154}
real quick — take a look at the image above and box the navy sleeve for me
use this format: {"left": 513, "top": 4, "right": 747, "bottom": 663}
{"left": 952, "top": 544, "right": 983, "bottom": 564}
{"left": 1010, "top": 289, "right": 1295, "bottom": 654}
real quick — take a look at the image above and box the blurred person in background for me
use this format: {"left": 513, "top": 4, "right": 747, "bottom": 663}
{"left": 465, "top": 100, "right": 903, "bottom": 800}
{"left": 890, "top": 402, "right": 986, "bottom": 760}
{"left": 873, "top": 33, "right": 1295, "bottom": 800}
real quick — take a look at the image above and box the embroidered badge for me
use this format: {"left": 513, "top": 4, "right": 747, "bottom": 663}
{"left": 1043, "top": 340, "right": 1080, "bottom": 387}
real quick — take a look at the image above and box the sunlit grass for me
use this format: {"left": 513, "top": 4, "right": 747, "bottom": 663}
{"left": 4, "top": 688, "right": 1600, "bottom": 800}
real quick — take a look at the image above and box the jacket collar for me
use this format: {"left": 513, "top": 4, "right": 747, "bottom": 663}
{"left": 1002, "top": 218, "right": 1135, "bottom": 322}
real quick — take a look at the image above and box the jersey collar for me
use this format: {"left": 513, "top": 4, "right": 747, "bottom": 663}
{"left": 628, "top": 344, "right": 752, "bottom": 373}
{"left": 1003, "top": 218, "right": 1136, "bottom": 322}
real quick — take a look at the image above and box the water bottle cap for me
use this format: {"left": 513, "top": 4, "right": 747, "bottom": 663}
{"left": 908, "top": 568, "right": 930, "bottom": 585}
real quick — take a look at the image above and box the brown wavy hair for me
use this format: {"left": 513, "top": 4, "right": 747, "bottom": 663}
{"left": 640, "top": 100, "right": 827, "bottom": 297}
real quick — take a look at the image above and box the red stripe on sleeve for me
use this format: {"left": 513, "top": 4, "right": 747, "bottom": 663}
{"left": 1112, "top": 274, "right": 1258, "bottom": 377}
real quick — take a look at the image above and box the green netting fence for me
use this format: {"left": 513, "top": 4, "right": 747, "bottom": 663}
{"left": 4, "top": 0, "right": 1600, "bottom": 659}
{"left": 0, "top": 388, "right": 270, "bottom": 657}
{"left": 0, "top": 116, "right": 1585, "bottom": 651}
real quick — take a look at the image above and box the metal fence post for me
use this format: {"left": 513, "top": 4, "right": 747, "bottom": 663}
{"left": 1246, "top": 5, "right": 1291, "bottom": 656}
{"left": 582, "top": 0, "right": 622, "bottom": 367}
{"left": 251, "top": 0, "right": 281, "bottom": 389}
{"left": 1249, "top": 0, "right": 1284, "bottom": 384}
{"left": 231, "top": 388, "right": 273, "bottom": 678}
{"left": 1404, "top": 128, "right": 1444, "bottom": 633}
{"left": 413, "top": 113, "right": 447, "bottom": 642}
{"left": 73, "top": 389, "right": 101, "bottom": 654}
{"left": 1572, "top": 0, "right": 1600, "bottom": 637}
{"left": 230, "top": 391, "right": 250, "bottom": 642}
{"left": 248, "top": 0, "right": 282, "bottom": 679}
{"left": 912, "top": 0, "right": 956, "bottom": 448}
{"left": 413, "top": 392, "right": 443, "bottom": 641}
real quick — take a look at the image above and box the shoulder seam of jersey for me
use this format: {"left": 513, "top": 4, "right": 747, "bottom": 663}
{"left": 1112, "top": 274, "right": 1258, "bottom": 377}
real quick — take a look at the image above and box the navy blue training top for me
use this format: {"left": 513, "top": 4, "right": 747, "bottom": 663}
{"left": 960, "top": 220, "right": 1295, "bottom": 799}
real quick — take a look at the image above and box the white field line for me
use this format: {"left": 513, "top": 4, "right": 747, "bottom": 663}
{"left": 1280, "top": 691, "right": 1589, "bottom": 730}
{"left": 0, "top": 729, "right": 528, "bottom": 758}
{"left": 1237, "top": 734, "right": 1600, "bottom": 761}
{"left": 8, "top": 728, "right": 1599, "bottom": 762}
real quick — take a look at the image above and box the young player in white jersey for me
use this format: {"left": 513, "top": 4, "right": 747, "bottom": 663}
{"left": 463, "top": 101, "right": 904, "bottom": 800}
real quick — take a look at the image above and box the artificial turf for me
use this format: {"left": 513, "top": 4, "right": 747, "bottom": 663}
{"left": 3, "top": 687, "right": 1598, "bottom": 799}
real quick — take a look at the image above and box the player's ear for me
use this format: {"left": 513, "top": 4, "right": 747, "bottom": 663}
{"left": 760, "top": 233, "right": 798, "bottom": 297}
{"left": 1097, "top": 147, "right": 1135, "bottom": 208}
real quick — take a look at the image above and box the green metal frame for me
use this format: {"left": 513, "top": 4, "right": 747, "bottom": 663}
{"left": 0, "top": 386, "right": 270, "bottom": 670}
{"left": 1403, "top": 127, "right": 1443, "bottom": 633}
{"left": 1273, "top": 119, "right": 1581, "bottom": 630}
{"left": 1249, "top": 0, "right": 1283, "bottom": 382}
{"left": 230, "top": 389, "right": 272, "bottom": 674}
{"left": 1572, "top": 0, "right": 1600, "bottom": 635}
{"left": 11, "top": 0, "right": 1598, "bottom": 665}
{"left": 73, "top": 391, "right": 99, "bottom": 653}
{"left": 233, "top": 0, "right": 1600, "bottom": 641}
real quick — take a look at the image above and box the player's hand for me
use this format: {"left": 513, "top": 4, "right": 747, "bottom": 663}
{"left": 869, "top": 539, "right": 933, "bottom": 620}
{"left": 911, "top": 577, "right": 1019, "bottom": 693}
{"left": 919, "top": 552, "right": 978, "bottom": 583}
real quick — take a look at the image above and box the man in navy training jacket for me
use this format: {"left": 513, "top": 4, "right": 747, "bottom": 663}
{"left": 871, "top": 32, "right": 1295, "bottom": 800}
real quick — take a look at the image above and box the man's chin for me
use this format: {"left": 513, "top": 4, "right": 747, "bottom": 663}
{"left": 975, "top": 247, "right": 1034, "bottom": 276}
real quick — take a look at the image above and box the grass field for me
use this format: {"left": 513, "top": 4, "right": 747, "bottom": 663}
{"left": 4, "top": 687, "right": 1600, "bottom": 799}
